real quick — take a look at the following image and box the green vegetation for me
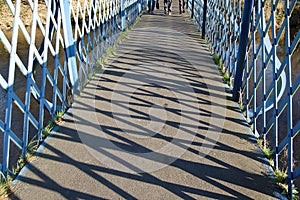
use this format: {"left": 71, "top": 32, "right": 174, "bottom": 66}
{"left": 42, "top": 121, "right": 55, "bottom": 138}
{"left": 26, "top": 136, "right": 38, "bottom": 157}
{"left": 43, "top": 108, "right": 66, "bottom": 137}
{"left": 223, "top": 73, "right": 231, "bottom": 86}
{"left": 118, "top": 31, "right": 129, "bottom": 41}
{"left": 274, "top": 169, "right": 288, "bottom": 184}
{"left": 257, "top": 139, "right": 299, "bottom": 199}
{"left": 212, "top": 54, "right": 231, "bottom": 87}
{"left": 239, "top": 102, "right": 246, "bottom": 113}
{"left": 262, "top": 147, "right": 274, "bottom": 160}
{"left": 0, "top": 0, "right": 5, "bottom": 15}
{"left": 0, "top": 175, "right": 12, "bottom": 198}
{"left": 88, "top": 72, "right": 95, "bottom": 81}
{"left": 98, "top": 57, "right": 107, "bottom": 68}
{"left": 0, "top": 135, "right": 40, "bottom": 198}
{"left": 257, "top": 139, "right": 274, "bottom": 163}
{"left": 274, "top": 169, "right": 299, "bottom": 200}
{"left": 55, "top": 109, "right": 65, "bottom": 122}
{"left": 0, "top": 107, "right": 67, "bottom": 198}
{"left": 204, "top": 3, "right": 300, "bottom": 199}
{"left": 212, "top": 54, "right": 221, "bottom": 66}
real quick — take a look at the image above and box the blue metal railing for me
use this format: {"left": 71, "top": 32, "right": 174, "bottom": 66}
{"left": 0, "top": 0, "right": 146, "bottom": 177}
{"left": 188, "top": 0, "right": 300, "bottom": 198}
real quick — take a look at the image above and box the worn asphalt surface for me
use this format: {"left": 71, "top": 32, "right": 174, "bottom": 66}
{"left": 11, "top": 3, "right": 277, "bottom": 200}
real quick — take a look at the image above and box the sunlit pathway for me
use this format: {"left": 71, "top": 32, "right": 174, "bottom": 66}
{"left": 12, "top": 5, "right": 277, "bottom": 200}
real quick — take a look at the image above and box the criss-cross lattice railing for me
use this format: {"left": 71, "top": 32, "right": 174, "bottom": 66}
{"left": 0, "top": 0, "right": 146, "bottom": 177}
{"left": 188, "top": 0, "right": 300, "bottom": 198}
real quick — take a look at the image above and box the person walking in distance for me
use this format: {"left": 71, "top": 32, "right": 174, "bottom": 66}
{"left": 164, "top": 0, "right": 172, "bottom": 15}
{"left": 179, "top": 0, "right": 185, "bottom": 14}
{"left": 148, "top": 0, "right": 156, "bottom": 14}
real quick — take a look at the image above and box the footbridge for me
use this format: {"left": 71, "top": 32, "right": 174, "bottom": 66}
{"left": 0, "top": 0, "right": 299, "bottom": 199}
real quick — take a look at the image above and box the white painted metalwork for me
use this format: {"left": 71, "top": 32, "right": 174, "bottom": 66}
{"left": 0, "top": 0, "right": 145, "bottom": 177}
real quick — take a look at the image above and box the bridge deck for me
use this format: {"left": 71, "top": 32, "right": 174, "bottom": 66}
{"left": 12, "top": 8, "right": 276, "bottom": 200}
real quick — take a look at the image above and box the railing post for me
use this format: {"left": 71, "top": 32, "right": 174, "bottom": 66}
{"left": 138, "top": 0, "right": 142, "bottom": 14}
{"left": 232, "top": 0, "right": 254, "bottom": 101}
{"left": 191, "top": 0, "right": 195, "bottom": 18}
{"left": 121, "top": 0, "right": 126, "bottom": 30}
{"left": 201, "top": 0, "right": 207, "bottom": 39}
{"left": 59, "top": 0, "right": 79, "bottom": 95}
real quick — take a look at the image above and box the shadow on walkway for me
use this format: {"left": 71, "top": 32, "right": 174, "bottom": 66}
{"left": 11, "top": 6, "right": 276, "bottom": 200}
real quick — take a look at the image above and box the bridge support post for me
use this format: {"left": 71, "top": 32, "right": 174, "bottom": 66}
{"left": 59, "top": 0, "right": 79, "bottom": 95}
{"left": 138, "top": 0, "right": 142, "bottom": 14}
{"left": 121, "top": 0, "right": 126, "bottom": 31}
{"left": 201, "top": 0, "right": 207, "bottom": 39}
{"left": 191, "top": 0, "right": 194, "bottom": 18}
{"left": 232, "top": 0, "right": 254, "bottom": 101}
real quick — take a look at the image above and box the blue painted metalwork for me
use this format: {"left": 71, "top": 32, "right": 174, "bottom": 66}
{"left": 187, "top": 0, "right": 300, "bottom": 198}
{"left": 0, "top": 0, "right": 146, "bottom": 178}
{"left": 121, "top": 0, "right": 126, "bottom": 30}
{"left": 201, "top": 0, "right": 207, "bottom": 39}
{"left": 232, "top": 0, "right": 254, "bottom": 101}
{"left": 0, "top": 0, "right": 299, "bottom": 198}
{"left": 60, "top": 0, "right": 79, "bottom": 95}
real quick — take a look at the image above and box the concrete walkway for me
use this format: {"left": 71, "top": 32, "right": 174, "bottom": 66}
{"left": 12, "top": 6, "right": 277, "bottom": 200}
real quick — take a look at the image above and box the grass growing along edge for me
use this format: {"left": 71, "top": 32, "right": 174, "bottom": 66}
{"left": 257, "top": 139, "right": 299, "bottom": 199}
{"left": 212, "top": 54, "right": 231, "bottom": 87}
{"left": 0, "top": 107, "right": 66, "bottom": 198}
{"left": 210, "top": 50, "right": 299, "bottom": 199}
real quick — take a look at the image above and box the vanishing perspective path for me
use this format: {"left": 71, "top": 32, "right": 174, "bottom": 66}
{"left": 11, "top": 6, "right": 277, "bottom": 200}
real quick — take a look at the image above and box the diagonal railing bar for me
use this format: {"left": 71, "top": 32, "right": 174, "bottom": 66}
{"left": 295, "top": 167, "right": 300, "bottom": 182}
{"left": 293, "top": 75, "right": 300, "bottom": 95}
{"left": 2, "top": 0, "right": 22, "bottom": 174}
{"left": 0, "top": 121, "right": 4, "bottom": 133}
